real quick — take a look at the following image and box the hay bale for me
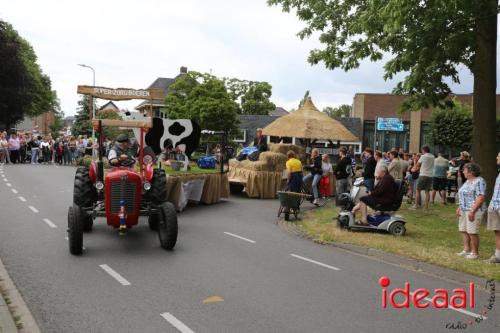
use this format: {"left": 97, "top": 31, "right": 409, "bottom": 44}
{"left": 269, "top": 143, "right": 305, "bottom": 160}
{"left": 259, "top": 151, "right": 287, "bottom": 171}
{"left": 229, "top": 159, "right": 242, "bottom": 168}
{"left": 239, "top": 160, "right": 272, "bottom": 171}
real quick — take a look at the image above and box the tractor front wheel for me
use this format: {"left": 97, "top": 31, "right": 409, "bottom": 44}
{"left": 157, "top": 202, "right": 178, "bottom": 250}
{"left": 68, "top": 205, "right": 84, "bottom": 255}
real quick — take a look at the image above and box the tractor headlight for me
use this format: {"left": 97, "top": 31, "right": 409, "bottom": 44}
{"left": 95, "top": 181, "right": 104, "bottom": 191}
{"left": 143, "top": 181, "right": 151, "bottom": 191}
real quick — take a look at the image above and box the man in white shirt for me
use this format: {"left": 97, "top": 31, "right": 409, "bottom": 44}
{"left": 414, "top": 145, "right": 435, "bottom": 209}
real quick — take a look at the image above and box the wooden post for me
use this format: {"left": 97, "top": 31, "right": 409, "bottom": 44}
{"left": 139, "top": 128, "right": 144, "bottom": 177}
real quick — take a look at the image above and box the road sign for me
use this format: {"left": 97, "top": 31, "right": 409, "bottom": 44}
{"left": 77, "top": 85, "right": 163, "bottom": 101}
{"left": 377, "top": 118, "right": 404, "bottom": 131}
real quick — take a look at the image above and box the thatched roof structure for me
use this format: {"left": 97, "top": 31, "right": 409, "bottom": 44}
{"left": 262, "top": 97, "right": 359, "bottom": 141}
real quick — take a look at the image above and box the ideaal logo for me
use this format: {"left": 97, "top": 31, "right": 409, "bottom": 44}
{"left": 445, "top": 279, "right": 495, "bottom": 330}
{"left": 379, "top": 276, "right": 475, "bottom": 309}
{"left": 378, "top": 276, "right": 496, "bottom": 330}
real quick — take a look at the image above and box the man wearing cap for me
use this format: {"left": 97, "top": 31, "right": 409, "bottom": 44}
{"left": 108, "top": 134, "right": 134, "bottom": 166}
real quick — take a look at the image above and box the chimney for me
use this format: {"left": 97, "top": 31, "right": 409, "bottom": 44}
{"left": 180, "top": 66, "right": 188, "bottom": 74}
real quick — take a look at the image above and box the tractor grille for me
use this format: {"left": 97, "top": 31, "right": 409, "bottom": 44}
{"left": 110, "top": 181, "right": 137, "bottom": 214}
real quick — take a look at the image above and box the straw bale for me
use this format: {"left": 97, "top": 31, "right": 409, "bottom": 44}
{"left": 229, "top": 159, "right": 242, "bottom": 168}
{"left": 239, "top": 160, "right": 272, "bottom": 171}
{"left": 269, "top": 143, "right": 305, "bottom": 156}
{"left": 259, "top": 151, "right": 287, "bottom": 170}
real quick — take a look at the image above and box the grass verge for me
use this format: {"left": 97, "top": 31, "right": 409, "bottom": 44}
{"left": 299, "top": 202, "right": 500, "bottom": 281}
{"left": 163, "top": 165, "right": 220, "bottom": 175}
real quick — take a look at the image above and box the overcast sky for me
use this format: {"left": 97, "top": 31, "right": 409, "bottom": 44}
{"left": 0, "top": 0, "right": 491, "bottom": 116}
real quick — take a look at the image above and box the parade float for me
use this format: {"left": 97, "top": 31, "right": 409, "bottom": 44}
{"left": 77, "top": 85, "right": 229, "bottom": 211}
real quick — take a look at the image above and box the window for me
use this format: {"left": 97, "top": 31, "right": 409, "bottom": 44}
{"left": 233, "top": 129, "right": 246, "bottom": 143}
{"left": 362, "top": 121, "right": 375, "bottom": 150}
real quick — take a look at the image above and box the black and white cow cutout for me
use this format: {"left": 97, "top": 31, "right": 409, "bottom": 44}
{"left": 125, "top": 111, "right": 201, "bottom": 157}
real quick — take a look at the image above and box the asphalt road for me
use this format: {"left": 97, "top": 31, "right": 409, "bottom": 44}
{"left": 0, "top": 163, "right": 499, "bottom": 333}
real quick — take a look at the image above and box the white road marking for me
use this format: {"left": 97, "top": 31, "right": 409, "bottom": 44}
{"left": 160, "top": 313, "right": 196, "bottom": 333}
{"left": 18, "top": 196, "right": 26, "bottom": 202}
{"left": 290, "top": 254, "right": 341, "bottom": 271}
{"left": 6, "top": 183, "right": 11, "bottom": 187}
{"left": 43, "top": 218, "right": 57, "bottom": 228}
{"left": 410, "top": 292, "right": 486, "bottom": 320}
{"left": 28, "top": 206, "right": 39, "bottom": 213}
{"left": 3, "top": 178, "right": 7, "bottom": 182}
{"left": 11, "top": 189, "right": 18, "bottom": 194}
{"left": 223, "top": 232, "right": 256, "bottom": 244}
{"left": 99, "top": 264, "right": 131, "bottom": 286}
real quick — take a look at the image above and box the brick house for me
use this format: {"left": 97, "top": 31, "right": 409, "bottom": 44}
{"left": 352, "top": 93, "right": 500, "bottom": 154}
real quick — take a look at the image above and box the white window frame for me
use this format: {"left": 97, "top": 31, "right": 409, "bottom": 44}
{"left": 233, "top": 129, "right": 247, "bottom": 143}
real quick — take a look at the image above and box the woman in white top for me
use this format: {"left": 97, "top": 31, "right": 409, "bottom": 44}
{"left": 456, "top": 163, "right": 487, "bottom": 260}
{"left": 40, "top": 137, "right": 51, "bottom": 164}
{"left": 0, "top": 133, "right": 9, "bottom": 163}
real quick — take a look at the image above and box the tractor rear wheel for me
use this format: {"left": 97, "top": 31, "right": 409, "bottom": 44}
{"left": 73, "top": 167, "right": 96, "bottom": 232}
{"left": 68, "top": 205, "right": 84, "bottom": 255}
{"left": 148, "top": 213, "right": 159, "bottom": 231}
{"left": 147, "top": 168, "right": 167, "bottom": 205}
{"left": 158, "top": 202, "right": 178, "bottom": 250}
{"left": 82, "top": 214, "right": 93, "bottom": 232}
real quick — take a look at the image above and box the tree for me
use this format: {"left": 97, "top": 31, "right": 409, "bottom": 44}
{"left": 225, "top": 79, "right": 276, "bottom": 115}
{"left": 49, "top": 96, "right": 64, "bottom": 138}
{"left": 240, "top": 82, "right": 276, "bottom": 115}
{"left": 0, "top": 20, "right": 57, "bottom": 130}
{"left": 96, "top": 109, "right": 125, "bottom": 140}
{"left": 268, "top": 0, "right": 498, "bottom": 197}
{"left": 323, "top": 104, "right": 351, "bottom": 118}
{"left": 428, "top": 101, "right": 473, "bottom": 157}
{"left": 165, "top": 71, "right": 240, "bottom": 133}
{"left": 72, "top": 95, "right": 94, "bottom": 136}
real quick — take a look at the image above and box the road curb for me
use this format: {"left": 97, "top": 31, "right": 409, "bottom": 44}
{"left": 332, "top": 242, "right": 498, "bottom": 291}
{"left": 0, "top": 258, "right": 41, "bottom": 333}
{"left": 0, "top": 292, "right": 17, "bottom": 333}
{"left": 279, "top": 220, "right": 500, "bottom": 292}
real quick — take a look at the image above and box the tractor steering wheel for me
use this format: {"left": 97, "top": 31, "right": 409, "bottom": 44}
{"left": 120, "top": 157, "right": 136, "bottom": 167}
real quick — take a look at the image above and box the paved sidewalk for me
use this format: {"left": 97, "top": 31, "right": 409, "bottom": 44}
{"left": 0, "top": 257, "right": 40, "bottom": 333}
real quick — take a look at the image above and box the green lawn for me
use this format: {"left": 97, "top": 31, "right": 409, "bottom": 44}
{"left": 299, "top": 202, "right": 500, "bottom": 281}
{"left": 162, "top": 165, "right": 220, "bottom": 175}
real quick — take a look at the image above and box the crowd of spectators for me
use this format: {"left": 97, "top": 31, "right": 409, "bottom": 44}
{"left": 0, "top": 131, "right": 102, "bottom": 165}
{"left": 358, "top": 146, "right": 500, "bottom": 263}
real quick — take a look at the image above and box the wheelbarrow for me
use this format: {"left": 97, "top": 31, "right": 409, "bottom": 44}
{"left": 277, "top": 191, "right": 312, "bottom": 221}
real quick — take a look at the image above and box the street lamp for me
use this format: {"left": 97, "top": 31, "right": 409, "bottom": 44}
{"left": 78, "top": 64, "right": 96, "bottom": 156}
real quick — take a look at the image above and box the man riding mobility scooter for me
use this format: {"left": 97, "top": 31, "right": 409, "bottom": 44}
{"left": 67, "top": 118, "right": 178, "bottom": 255}
{"left": 336, "top": 168, "right": 407, "bottom": 236}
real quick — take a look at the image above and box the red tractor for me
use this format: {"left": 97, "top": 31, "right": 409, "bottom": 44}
{"left": 67, "top": 118, "right": 178, "bottom": 255}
